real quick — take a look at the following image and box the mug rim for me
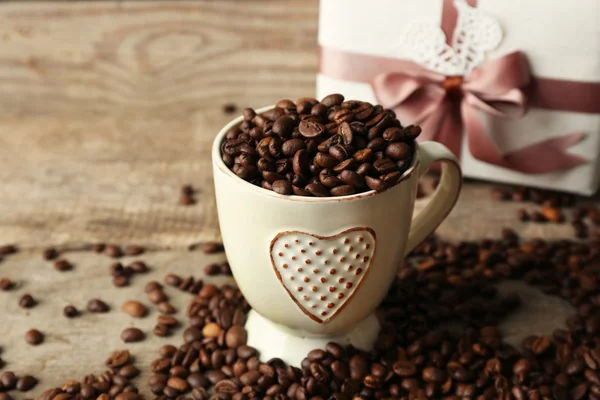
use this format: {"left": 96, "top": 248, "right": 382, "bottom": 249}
{"left": 212, "top": 105, "right": 420, "bottom": 203}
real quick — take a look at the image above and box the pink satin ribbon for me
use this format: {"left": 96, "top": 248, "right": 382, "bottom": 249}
{"left": 319, "top": 0, "right": 600, "bottom": 173}
{"left": 371, "top": 51, "right": 588, "bottom": 173}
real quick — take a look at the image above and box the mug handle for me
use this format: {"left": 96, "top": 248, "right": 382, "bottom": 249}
{"left": 403, "top": 141, "right": 462, "bottom": 257}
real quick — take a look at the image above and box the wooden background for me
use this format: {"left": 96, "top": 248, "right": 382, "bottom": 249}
{"left": 0, "top": 1, "right": 595, "bottom": 398}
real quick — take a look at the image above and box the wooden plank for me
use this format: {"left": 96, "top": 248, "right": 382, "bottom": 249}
{"left": 0, "top": 1, "right": 319, "bottom": 248}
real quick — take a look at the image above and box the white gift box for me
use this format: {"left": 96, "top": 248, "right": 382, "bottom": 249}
{"left": 317, "top": 0, "right": 600, "bottom": 195}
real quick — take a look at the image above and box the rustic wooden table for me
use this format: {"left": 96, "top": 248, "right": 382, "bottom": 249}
{"left": 0, "top": 1, "right": 595, "bottom": 399}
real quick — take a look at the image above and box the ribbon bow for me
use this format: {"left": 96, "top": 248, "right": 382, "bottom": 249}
{"left": 372, "top": 51, "right": 586, "bottom": 174}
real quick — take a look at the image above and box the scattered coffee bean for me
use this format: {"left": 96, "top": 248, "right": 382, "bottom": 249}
{"left": 517, "top": 208, "right": 529, "bottom": 221}
{"left": 197, "top": 242, "right": 224, "bottom": 254}
{"left": 179, "top": 193, "right": 196, "bottom": 206}
{"left": 54, "top": 258, "right": 73, "bottom": 271}
{"left": 87, "top": 299, "right": 110, "bottom": 313}
{"left": 157, "top": 302, "right": 176, "bottom": 315}
{"left": 16, "top": 375, "right": 37, "bottom": 391}
{"left": 541, "top": 206, "right": 564, "bottom": 222}
{"left": 222, "top": 103, "right": 237, "bottom": 114}
{"left": 24, "top": 329, "right": 44, "bottom": 345}
{"left": 121, "top": 328, "right": 145, "bottom": 343}
{"left": 121, "top": 300, "right": 148, "bottom": 318}
{"left": 530, "top": 210, "right": 547, "bottom": 223}
{"left": 104, "top": 244, "right": 123, "bottom": 258}
{"left": 0, "top": 278, "right": 14, "bottom": 291}
{"left": 157, "top": 315, "right": 178, "bottom": 328}
{"left": 63, "top": 305, "right": 79, "bottom": 318}
{"left": 129, "top": 260, "right": 149, "bottom": 273}
{"left": 113, "top": 275, "right": 130, "bottom": 287}
{"left": 0, "top": 371, "right": 17, "bottom": 390}
{"left": 0, "top": 245, "right": 17, "bottom": 255}
{"left": 153, "top": 324, "right": 171, "bottom": 337}
{"left": 147, "top": 289, "right": 168, "bottom": 304}
{"left": 164, "top": 273, "right": 182, "bottom": 287}
{"left": 105, "top": 349, "right": 131, "bottom": 368}
{"left": 43, "top": 247, "right": 59, "bottom": 260}
{"left": 203, "top": 263, "right": 221, "bottom": 276}
{"left": 124, "top": 245, "right": 144, "bottom": 256}
{"left": 225, "top": 326, "right": 247, "bottom": 348}
{"left": 180, "top": 185, "right": 194, "bottom": 197}
{"left": 491, "top": 187, "right": 510, "bottom": 200}
{"left": 144, "top": 280, "right": 162, "bottom": 293}
{"left": 92, "top": 243, "right": 106, "bottom": 253}
{"left": 18, "top": 294, "right": 36, "bottom": 309}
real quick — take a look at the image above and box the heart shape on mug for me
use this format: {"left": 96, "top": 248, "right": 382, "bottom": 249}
{"left": 270, "top": 228, "right": 376, "bottom": 324}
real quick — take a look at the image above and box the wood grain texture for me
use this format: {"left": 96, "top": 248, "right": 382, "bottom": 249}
{"left": 0, "top": 0, "right": 318, "bottom": 248}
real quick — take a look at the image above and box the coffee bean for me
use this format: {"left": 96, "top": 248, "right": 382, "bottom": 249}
{"left": 338, "top": 122, "right": 354, "bottom": 145}
{"left": 156, "top": 302, "right": 175, "bottom": 315}
{"left": 337, "top": 170, "right": 364, "bottom": 188}
{"left": 385, "top": 142, "right": 411, "bottom": 160}
{"left": 321, "top": 94, "right": 344, "bottom": 107}
{"left": 16, "top": 375, "right": 38, "bottom": 392}
{"left": 19, "top": 294, "right": 36, "bottom": 309}
{"left": 124, "top": 245, "right": 144, "bottom": 256}
{"left": 367, "top": 137, "right": 387, "bottom": 151}
{"left": 179, "top": 193, "right": 196, "bottom": 205}
{"left": 318, "top": 134, "right": 342, "bottom": 153}
{"left": 113, "top": 275, "right": 130, "bottom": 287}
{"left": 129, "top": 260, "right": 149, "bottom": 273}
{"left": 0, "top": 278, "right": 15, "bottom": 291}
{"left": 272, "top": 180, "right": 292, "bottom": 195}
{"left": 517, "top": 209, "right": 530, "bottom": 221}
{"left": 153, "top": 324, "right": 171, "bottom": 337}
{"left": 24, "top": 329, "right": 44, "bottom": 345}
{"left": 365, "top": 176, "right": 385, "bottom": 192}
{"left": 104, "top": 244, "right": 123, "bottom": 258}
{"left": 43, "top": 247, "right": 59, "bottom": 260}
{"left": 63, "top": 305, "right": 79, "bottom": 318}
{"left": 121, "top": 328, "right": 145, "bottom": 343}
{"left": 144, "top": 281, "right": 162, "bottom": 293}
{"left": 54, "top": 258, "right": 73, "bottom": 271}
{"left": 121, "top": 300, "right": 148, "bottom": 318}
{"left": 305, "top": 183, "right": 329, "bottom": 197}
{"left": 106, "top": 350, "right": 131, "bottom": 368}
{"left": 148, "top": 289, "right": 168, "bottom": 304}
{"left": 393, "top": 361, "right": 417, "bottom": 377}
{"left": 330, "top": 185, "right": 355, "bottom": 197}
{"left": 1, "top": 372, "right": 17, "bottom": 390}
{"left": 281, "top": 138, "right": 305, "bottom": 157}
{"left": 0, "top": 245, "right": 17, "bottom": 255}
{"left": 541, "top": 206, "right": 564, "bottom": 222}
{"left": 491, "top": 188, "right": 510, "bottom": 200}
{"left": 226, "top": 326, "right": 247, "bottom": 348}
{"left": 87, "top": 299, "right": 110, "bottom": 313}
{"left": 164, "top": 273, "right": 182, "bottom": 287}
{"left": 181, "top": 185, "right": 194, "bottom": 196}
{"left": 199, "top": 242, "right": 224, "bottom": 254}
{"left": 183, "top": 327, "right": 203, "bottom": 343}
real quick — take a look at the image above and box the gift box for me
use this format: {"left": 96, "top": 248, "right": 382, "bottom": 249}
{"left": 317, "top": 0, "right": 600, "bottom": 195}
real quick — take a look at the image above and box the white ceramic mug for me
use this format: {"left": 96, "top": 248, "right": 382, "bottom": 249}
{"left": 212, "top": 107, "right": 462, "bottom": 365}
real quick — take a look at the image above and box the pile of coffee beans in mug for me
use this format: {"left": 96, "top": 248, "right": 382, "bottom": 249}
{"left": 220, "top": 95, "right": 421, "bottom": 197}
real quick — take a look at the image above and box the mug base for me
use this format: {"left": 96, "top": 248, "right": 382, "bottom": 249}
{"left": 245, "top": 310, "right": 381, "bottom": 366}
